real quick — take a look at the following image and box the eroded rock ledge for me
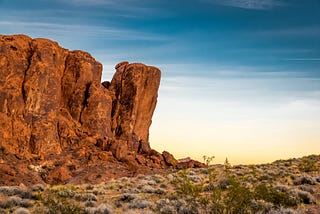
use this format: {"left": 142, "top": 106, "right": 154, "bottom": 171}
{"left": 0, "top": 34, "right": 203, "bottom": 185}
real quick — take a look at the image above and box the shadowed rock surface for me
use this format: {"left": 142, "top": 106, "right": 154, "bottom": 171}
{"left": 0, "top": 34, "right": 203, "bottom": 185}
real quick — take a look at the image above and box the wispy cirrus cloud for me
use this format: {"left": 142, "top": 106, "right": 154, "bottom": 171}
{"left": 283, "top": 58, "right": 320, "bottom": 61}
{"left": 253, "top": 26, "right": 320, "bottom": 38}
{"left": 0, "top": 21, "right": 168, "bottom": 41}
{"left": 57, "top": 0, "right": 170, "bottom": 17}
{"left": 62, "top": 0, "right": 124, "bottom": 5}
{"left": 207, "top": 0, "right": 286, "bottom": 10}
{"left": 69, "top": 0, "right": 109, "bottom": 4}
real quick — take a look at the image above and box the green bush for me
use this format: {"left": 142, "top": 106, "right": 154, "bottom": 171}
{"left": 298, "top": 159, "right": 317, "bottom": 172}
{"left": 39, "top": 189, "right": 85, "bottom": 214}
{"left": 224, "top": 176, "right": 253, "bottom": 214}
{"left": 173, "top": 170, "right": 203, "bottom": 198}
{"left": 254, "top": 183, "right": 299, "bottom": 207}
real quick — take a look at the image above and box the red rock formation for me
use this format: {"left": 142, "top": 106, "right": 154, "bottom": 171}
{"left": 162, "top": 151, "right": 178, "bottom": 167}
{"left": 110, "top": 61, "right": 160, "bottom": 148}
{"left": 0, "top": 34, "right": 199, "bottom": 185}
{"left": 177, "top": 157, "right": 205, "bottom": 169}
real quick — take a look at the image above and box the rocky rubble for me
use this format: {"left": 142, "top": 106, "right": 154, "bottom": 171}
{"left": 0, "top": 34, "right": 203, "bottom": 185}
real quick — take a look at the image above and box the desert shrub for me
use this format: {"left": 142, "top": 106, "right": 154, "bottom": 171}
{"left": 178, "top": 204, "right": 197, "bottom": 214}
{"left": 0, "top": 196, "right": 21, "bottom": 208}
{"left": 172, "top": 169, "right": 203, "bottom": 211}
{"left": 203, "top": 155, "right": 215, "bottom": 167}
{"left": 201, "top": 187, "right": 224, "bottom": 213}
{"left": 250, "top": 200, "right": 274, "bottom": 213}
{"left": 203, "top": 183, "right": 215, "bottom": 192}
{"left": 92, "top": 188, "right": 105, "bottom": 195}
{"left": 156, "top": 198, "right": 191, "bottom": 214}
{"left": 137, "top": 175, "right": 147, "bottom": 179}
{"left": 120, "top": 177, "right": 128, "bottom": 182}
{"left": 147, "top": 180, "right": 157, "bottom": 186}
{"left": 122, "top": 188, "right": 139, "bottom": 194}
{"left": 96, "top": 203, "right": 113, "bottom": 214}
{"left": 119, "top": 193, "right": 136, "bottom": 202}
{"left": 246, "top": 176, "right": 257, "bottom": 183}
{"left": 223, "top": 176, "right": 253, "bottom": 213}
{"left": 127, "top": 198, "right": 153, "bottom": 209}
{"left": 158, "top": 204, "right": 176, "bottom": 214}
{"left": 200, "top": 174, "right": 256, "bottom": 214}
{"left": 289, "top": 189, "right": 316, "bottom": 204}
{"left": 85, "top": 200, "right": 96, "bottom": 207}
{"left": 19, "top": 199, "right": 33, "bottom": 208}
{"left": 188, "top": 170, "right": 196, "bottom": 176}
{"left": 298, "top": 159, "right": 317, "bottom": 172}
{"left": 200, "top": 168, "right": 209, "bottom": 174}
{"left": 57, "top": 188, "right": 76, "bottom": 198}
{"left": 234, "top": 165, "right": 243, "bottom": 169}
{"left": 284, "top": 162, "right": 292, "bottom": 167}
{"left": 160, "top": 183, "right": 167, "bottom": 189}
{"left": 14, "top": 207, "right": 30, "bottom": 214}
{"left": 154, "top": 188, "right": 165, "bottom": 195}
{"left": 224, "top": 158, "right": 231, "bottom": 173}
{"left": 74, "top": 193, "right": 83, "bottom": 201}
{"left": 275, "top": 185, "right": 289, "bottom": 193}
{"left": 267, "top": 206, "right": 300, "bottom": 214}
{"left": 188, "top": 175, "right": 202, "bottom": 182}
{"left": 116, "top": 193, "right": 136, "bottom": 208}
{"left": 0, "top": 186, "right": 24, "bottom": 196}
{"left": 86, "top": 185, "right": 94, "bottom": 190}
{"left": 82, "top": 193, "right": 97, "bottom": 202}
{"left": 173, "top": 170, "right": 202, "bottom": 198}
{"left": 88, "top": 203, "right": 113, "bottom": 214}
{"left": 294, "top": 175, "right": 316, "bottom": 185}
{"left": 151, "top": 175, "right": 164, "bottom": 184}
{"left": 40, "top": 189, "right": 85, "bottom": 214}
{"left": 141, "top": 185, "right": 156, "bottom": 194}
{"left": 298, "top": 186, "right": 314, "bottom": 194}
{"left": 31, "top": 184, "right": 45, "bottom": 192}
{"left": 218, "top": 178, "right": 230, "bottom": 190}
{"left": 0, "top": 196, "right": 33, "bottom": 209}
{"left": 254, "top": 183, "right": 299, "bottom": 207}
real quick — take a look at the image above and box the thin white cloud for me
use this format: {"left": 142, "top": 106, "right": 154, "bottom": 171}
{"left": 283, "top": 58, "right": 320, "bottom": 61}
{"left": 56, "top": 0, "right": 173, "bottom": 18}
{"left": 228, "top": 48, "right": 314, "bottom": 54}
{"left": 0, "top": 21, "right": 168, "bottom": 41}
{"left": 155, "top": 62, "right": 309, "bottom": 79}
{"left": 59, "top": 0, "right": 118, "bottom": 6}
{"left": 253, "top": 26, "right": 320, "bottom": 37}
{"left": 208, "top": 0, "right": 286, "bottom": 10}
{"left": 161, "top": 75, "right": 317, "bottom": 90}
{"left": 59, "top": 0, "right": 133, "bottom": 7}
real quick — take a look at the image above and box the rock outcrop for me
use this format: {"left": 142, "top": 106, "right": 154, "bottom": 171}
{"left": 0, "top": 34, "right": 188, "bottom": 185}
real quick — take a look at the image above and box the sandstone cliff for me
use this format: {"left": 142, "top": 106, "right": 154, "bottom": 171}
{"left": 0, "top": 34, "right": 203, "bottom": 185}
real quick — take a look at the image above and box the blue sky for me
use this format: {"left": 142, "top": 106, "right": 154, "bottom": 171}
{"left": 1, "top": 0, "right": 320, "bottom": 163}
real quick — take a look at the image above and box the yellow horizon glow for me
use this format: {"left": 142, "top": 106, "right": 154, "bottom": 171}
{"left": 150, "top": 113, "right": 320, "bottom": 165}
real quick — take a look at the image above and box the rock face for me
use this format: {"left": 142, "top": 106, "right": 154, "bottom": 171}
{"left": 0, "top": 34, "right": 109, "bottom": 156}
{"left": 0, "top": 34, "right": 183, "bottom": 185}
{"left": 106, "top": 61, "right": 161, "bottom": 156}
